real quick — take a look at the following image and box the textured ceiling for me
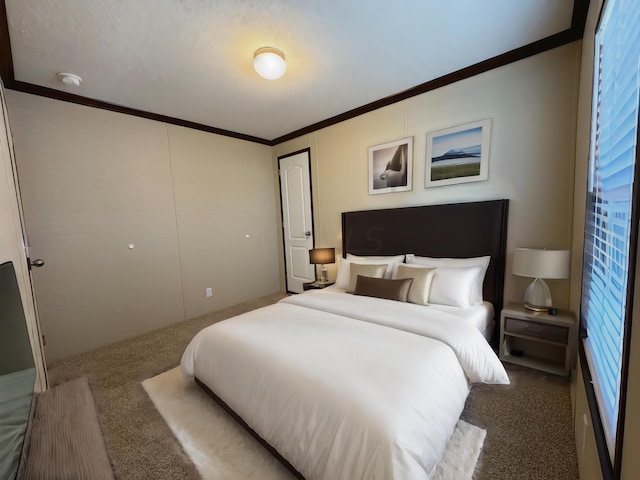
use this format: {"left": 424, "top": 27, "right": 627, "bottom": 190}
{"left": 4, "top": 1, "right": 577, "bottom": 142}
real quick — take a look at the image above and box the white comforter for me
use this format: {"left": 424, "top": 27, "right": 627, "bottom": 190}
{"left": 181, "top": 291, "right": 509, "bottom": 480}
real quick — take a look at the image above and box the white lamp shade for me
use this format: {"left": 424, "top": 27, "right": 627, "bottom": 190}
{"left": 253, "top": 47, "right": 286, "bottom": 80}
{"left": 512, "top": 248, "right": 570, "bottom": 279}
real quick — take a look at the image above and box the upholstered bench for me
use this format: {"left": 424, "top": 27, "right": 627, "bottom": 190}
{"left": 20, "top": 377, "right": 115, "bottom": 480}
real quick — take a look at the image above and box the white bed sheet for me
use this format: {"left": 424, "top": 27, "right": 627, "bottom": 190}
{"left": 181, "top": 291, "right": 508, "bottom": 480}
{"left": 326, "top": 286, "right": 495, "bottom": 340}
{"left": 427, "top": 302, "right": 495, "bottom": 340}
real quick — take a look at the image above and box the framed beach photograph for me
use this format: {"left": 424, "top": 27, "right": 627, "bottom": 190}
{"left": 368, "top": 137, "right": 413, "bottom": 195}
{"left": 425, "top": 119, "right": 491, "bottom": 188}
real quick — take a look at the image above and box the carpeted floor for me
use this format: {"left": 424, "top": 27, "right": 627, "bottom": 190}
{"left": 47, "top": 293, "right": 579, "bottom": 480}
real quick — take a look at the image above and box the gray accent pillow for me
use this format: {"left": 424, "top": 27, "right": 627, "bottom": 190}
{"left": 347, "top": 263, "right": 387, "bottom": 292}
{"left": 353, "top": 275, "right": 413, "bottom": 302}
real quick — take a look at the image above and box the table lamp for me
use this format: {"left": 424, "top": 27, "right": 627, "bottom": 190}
{"left": 309, "top": 248, "right": 335, "bottom": 284}
{"left": 512, "top": 248, "right": 570, "bottom": 312}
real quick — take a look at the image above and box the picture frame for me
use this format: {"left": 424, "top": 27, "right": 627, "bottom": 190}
{"left": 425, "top": 119, "right": 491, "bottom": 188}
{"left": 368, "top": 136, "right": 413, "bottom": 195}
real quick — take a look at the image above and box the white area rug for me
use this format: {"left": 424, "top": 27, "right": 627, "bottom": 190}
{"left": 142, "top": 367, "right": 485, "bottom": 480}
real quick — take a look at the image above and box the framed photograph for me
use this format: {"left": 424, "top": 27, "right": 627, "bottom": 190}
{"left": 425, "top": 119, "right": 491, "bottom": 188}
{"left": 368, "top": 137, "right": 413, "bottom": 195}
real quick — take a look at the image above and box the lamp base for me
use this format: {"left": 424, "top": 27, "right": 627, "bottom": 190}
{"left": 319, "top": 266, "right": 328, "bottom": 283}
{"left": 523, "top": 277, "right": 552, "bottom": 311}
{"left": 524, "top": 303, "right": 550, "bottom": 313}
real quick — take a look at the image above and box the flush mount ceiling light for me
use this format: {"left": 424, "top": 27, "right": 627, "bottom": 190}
{"left": 56, "top": 72, "right": 82, "bottom": 86}
{"left": 253, "top": 47, "right": 286, "bottom": 80}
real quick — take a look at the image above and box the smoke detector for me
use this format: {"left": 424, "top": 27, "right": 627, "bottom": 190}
{"left": 57, "top": 72, "right": 82, "bottom": 86}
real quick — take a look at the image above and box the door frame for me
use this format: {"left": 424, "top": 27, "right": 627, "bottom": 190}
{"left": 0, "top": 83, "right": 48, "bottom": 390}
{"left": 277, "top": 148, "right": 315, "bottom": 293}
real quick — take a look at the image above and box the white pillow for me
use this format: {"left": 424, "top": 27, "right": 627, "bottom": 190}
{"left": 405, "top": 255, "right": 490, "bottom": 304}
{"left": 392, "top": 264, "right": 435, "bottom": 306}
{"left": 347, "top": 263, "right": 387, "bottom": 293}
{"left": 345, "top": 254, "right": 405, "bottom": 279}
{"left": 335, "top": 257, "right": 350, "bottom": 289}
{"left": 428, "top": 266, "right": 482, "bottom": 308}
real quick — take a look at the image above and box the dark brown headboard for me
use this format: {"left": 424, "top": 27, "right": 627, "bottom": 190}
{"left": 341, "top": 199, "right": 509, "bottom": 316}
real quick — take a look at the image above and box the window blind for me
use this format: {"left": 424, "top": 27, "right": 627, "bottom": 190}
{"left": 582, "top": 0, "right": 640, "bottom": 461}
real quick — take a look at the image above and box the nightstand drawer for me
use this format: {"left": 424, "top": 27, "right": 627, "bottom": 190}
{"left": 504, "top": 317, "right": 568, "bottom": 343}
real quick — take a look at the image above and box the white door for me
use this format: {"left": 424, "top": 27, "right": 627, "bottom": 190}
{"left": 0, "top": 82, "right": 48, "bottom": 390}
{"left": 279, "top": 149, "right": 315, "bottom": 293}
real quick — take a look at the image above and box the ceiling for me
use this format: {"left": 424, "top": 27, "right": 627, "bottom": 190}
{"left": 1, "top": 1, "right": 587, "bottom": 145}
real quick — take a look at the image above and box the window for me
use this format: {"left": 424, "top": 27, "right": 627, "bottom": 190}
{"left": 581, "top": 0, "right": 640, "bottom": 476}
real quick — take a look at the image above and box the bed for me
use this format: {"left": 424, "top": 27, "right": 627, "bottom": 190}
{"left": 181, "top": 199, "right": 510, "bottom": 480}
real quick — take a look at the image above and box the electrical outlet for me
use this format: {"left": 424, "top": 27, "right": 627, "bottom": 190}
{"left": 206, "top": 287, "right": 213, "bottom": 298}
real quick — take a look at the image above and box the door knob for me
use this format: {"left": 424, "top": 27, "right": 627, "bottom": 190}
{"left": 305, "top": 231, "right": 311, "bottom": 237}
{"left": 30, "top": 258, "right": 45, "bottom": 268}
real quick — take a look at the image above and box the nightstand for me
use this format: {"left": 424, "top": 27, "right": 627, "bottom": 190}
{"left": 302, "top": 281, "right": 335, "bottom": 291}
{"left": 499, "top": 302, "right": 576, "bottom": 376}
{"left": 302, "top": 280, "right": 336, "bottom": 292}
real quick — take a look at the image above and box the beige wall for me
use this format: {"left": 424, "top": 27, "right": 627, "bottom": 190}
{"left": 168, "top": 125, "right": 280, "bottom": 320}
{"left": 5, "top": 91, "right": 279, "bottom": 362}
{"left": 571, "top": 1, "right": 640, "bottom": 479}
{"left": 275, "top": 43, "right": 581, "bottom": 310}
